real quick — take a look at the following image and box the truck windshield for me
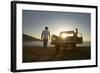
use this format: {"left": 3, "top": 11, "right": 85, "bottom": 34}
{"left": 60, "top": 33, "right": 74, "bottom": 39}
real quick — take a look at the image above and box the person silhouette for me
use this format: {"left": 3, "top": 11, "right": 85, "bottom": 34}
{"left": 75, "top": 28, "right": 78, "bottom": 42}
{"left": 41, "top": 27, "right": 50, "bottom": 48}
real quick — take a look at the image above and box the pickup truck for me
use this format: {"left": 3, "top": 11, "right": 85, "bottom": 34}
{"left": 51, "top": 29, "right": 83, "bottom": 51}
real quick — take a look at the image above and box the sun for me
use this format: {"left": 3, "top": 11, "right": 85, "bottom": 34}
{"left": 60, "top": 33, "right": 74, "bottom": 39}
{"left": 61, "top": 33, "right": 68, "bottom": 39}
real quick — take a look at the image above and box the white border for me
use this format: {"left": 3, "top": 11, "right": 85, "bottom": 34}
{"left": 16, "top": 4, "right": 96, "bottom": 70}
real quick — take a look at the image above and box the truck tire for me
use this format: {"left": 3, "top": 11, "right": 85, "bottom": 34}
{"left": 54, "top": 44, "right": 60, "bottom": 56}
{"left": 72, "top": 43, "right": 76, "bottom": 51}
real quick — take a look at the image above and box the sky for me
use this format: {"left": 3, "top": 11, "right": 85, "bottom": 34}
{"left": 22, "top": 10, "right": 91, "bottom": 41}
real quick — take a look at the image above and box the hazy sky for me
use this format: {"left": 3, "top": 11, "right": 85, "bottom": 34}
{"left": 22, "top": 10, "right": 91, "bottom": 41}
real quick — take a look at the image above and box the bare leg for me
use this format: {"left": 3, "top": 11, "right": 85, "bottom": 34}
{"left": 43, "top": 39, "right": 48, "bottom": 56}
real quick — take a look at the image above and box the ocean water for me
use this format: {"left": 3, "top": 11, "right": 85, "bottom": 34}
{"left": 23, "top": 41, "right": 90, "bottom": 47}
{"left": 23, "top": 41, "right": 53, "bottom": 47}
{"left": 77, "top": 41, "right": 90, "bottom": 47}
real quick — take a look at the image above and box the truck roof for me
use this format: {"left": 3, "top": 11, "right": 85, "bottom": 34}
{"left": 60, "top": 31, "right": 74, "bottom": 34}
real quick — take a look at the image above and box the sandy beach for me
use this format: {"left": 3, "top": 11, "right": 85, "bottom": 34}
{"left": 23, "top": 46, "right": 91, "bottom": 63}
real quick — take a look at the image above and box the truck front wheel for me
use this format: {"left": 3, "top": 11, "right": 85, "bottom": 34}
{"left": 72, "top": 43, "right": 76, "bottom": 51}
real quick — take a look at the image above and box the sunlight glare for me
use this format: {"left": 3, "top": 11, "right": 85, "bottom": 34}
{"left": 61, "top": 33, "right": 73, "bottom": 39}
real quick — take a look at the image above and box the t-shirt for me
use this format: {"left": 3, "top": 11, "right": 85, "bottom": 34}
{"left": 42, "top": 30, "right": 50, "bottom": 39}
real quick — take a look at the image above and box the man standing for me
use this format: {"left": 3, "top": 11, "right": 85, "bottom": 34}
{"left": 41, "top": 27, "right": 50, "bottom": 48}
